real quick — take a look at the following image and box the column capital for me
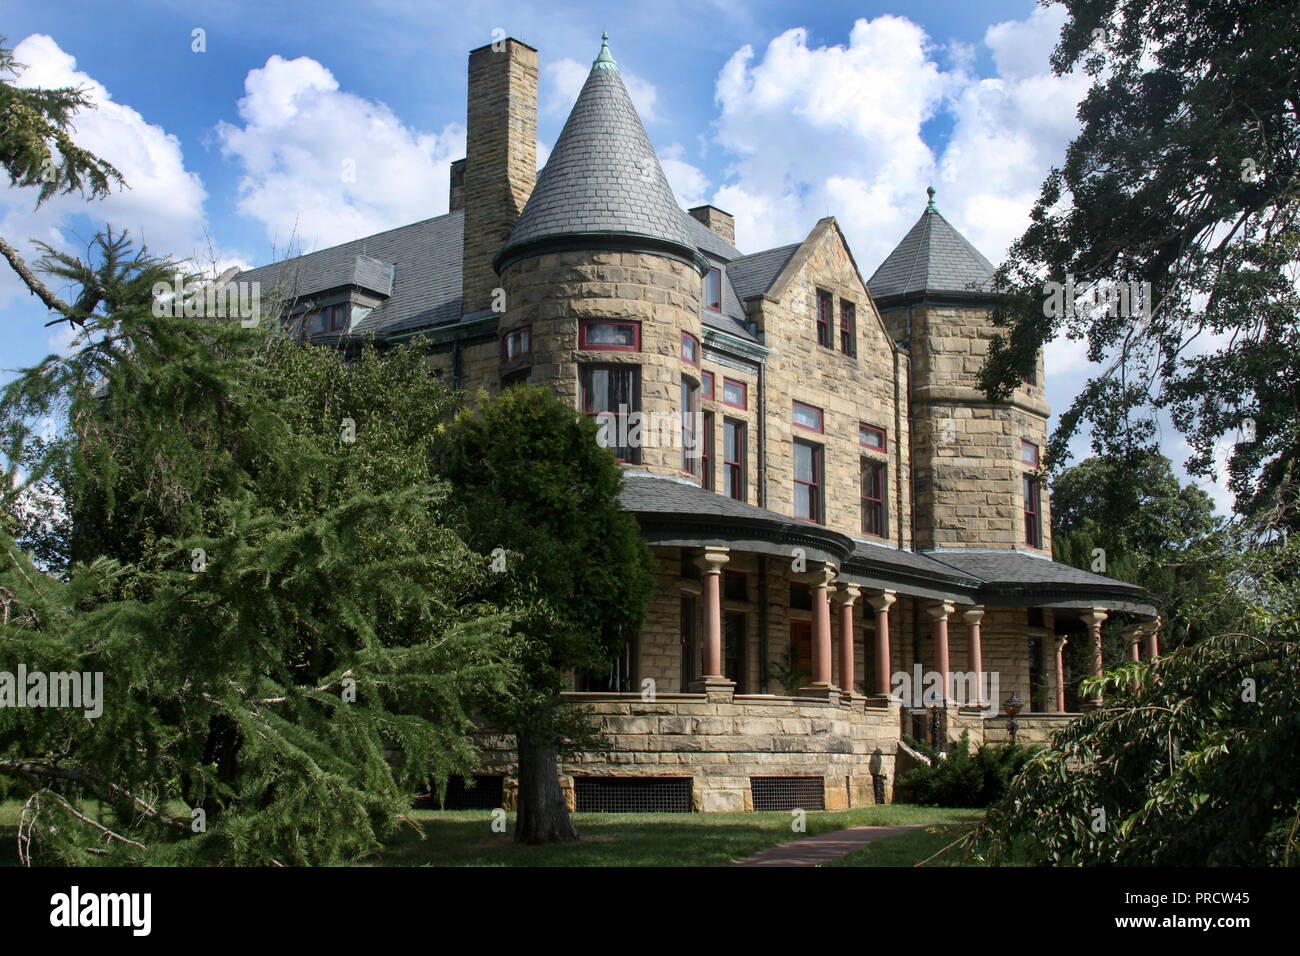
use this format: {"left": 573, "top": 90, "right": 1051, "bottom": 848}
{"left": 794, "top": 561, "right": 836, "bottom": 588}
{"left": 1055, "top": 635, "right": 1069, "bottom": 651}
{"left": 960, "top": 605, "right": 985, "bottom": 626}
{"left": 1081, "top": 608, "right": 1109, "bottom": 628}
{"left": 865, "top": 589, "right": 897, "bottom": 613}
{"left": 831, "top": 582, "right": 860, "bottom": 606}
{"left": 924, "top": 600, "right": 955, "bottom": 622}
{"left": 692, "top": 546, "right": 730, "bottom": 575}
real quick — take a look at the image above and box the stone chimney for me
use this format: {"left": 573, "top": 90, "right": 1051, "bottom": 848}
{"left": 449, "top": 158, "right": 466, "bottom": 211}
{"left": 688, "top": 204, "right": 735, "bottom": 246}
{"left": 461, "top": 38, "right": 538, "bottom": 316}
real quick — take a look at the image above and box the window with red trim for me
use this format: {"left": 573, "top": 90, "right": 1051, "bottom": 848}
{"left": 681, "top": 378, "right": 700, "bottom": 476}
{"left": 816, "top": 290, "right": 834, "bottom": 348}
{"left": 580, "top": 365, "right": 641, "bottom": 463}
{"left": 702, "top": 371, "right": 714, "bottom": 400}
{"left": 1024, "top": 474, "right": 1042, "bottom": 548}
{"left": 861, "top": 458, "right": 886, "bottom": 537}
{"left": 1021, "top": 440, "right": 1040, "bottom": 466}
{"left": 701, "top": 411, "right": 714, "bottom": 491}
{"left": 579, "top": 319, "right": 640, "bottom": 351}
{"left": 681, "top": 331, "right": 700, "bottom": 365}
{"left": 502, "top": 326, "right": 531, "bottom": 361}
{"left": 793, "top": 401, "right": 823, "bottom": 432}
{"left": 724, "top": 418, "right": 745, "bottom": 502}
{"left": 722, "top": 378, "right": 746, "bottom": 409}
{"left": 704, "top": 268, "right": 722, "bottom": 311}
{"left": 794, "top": 440, "right": 823, "bottom": 523}
{"left": 860, "top": 423, "right": 886, "bottom": 451}
{"left": 840, "top": 299, "right": 856, "bottom": 356}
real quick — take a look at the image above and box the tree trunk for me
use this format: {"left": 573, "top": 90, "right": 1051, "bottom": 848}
{"left": 514, "top": 732, "right": 578, "bottom": 844}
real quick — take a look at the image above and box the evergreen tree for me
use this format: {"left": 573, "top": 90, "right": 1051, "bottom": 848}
{"left": 440, "top": 385, "right": 655, "bottom": 844}
{"left": 0, "top": 231, "right": 516, "bottom": 864}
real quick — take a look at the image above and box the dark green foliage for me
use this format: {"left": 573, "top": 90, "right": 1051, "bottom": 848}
{"left": 968, "top": 538, "right": 1300, "bottom": 866}
{"left": 440, "top": 385, "right": 656, "bottom": 841}
{"left": 978, "top": 1, "right": 1300, "bottom": 522}
{"left": 0, "top": 36, "right": 125, "bottom": 205}
{"left": 1051, "top": 453, "right": 1245, "bottom": 652}
{"left": 0, "top": 232, "right": 515, "bottom": 864}
{"left": 896, "top": 732, "right": 1034, "bottom": 808}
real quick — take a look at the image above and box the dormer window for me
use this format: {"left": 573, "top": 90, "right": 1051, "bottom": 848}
{"left": 703, "top": 268, "right": 722, "bottom": 312}
{"left": 305, "top": 302, "right": 350, "bottom": 337}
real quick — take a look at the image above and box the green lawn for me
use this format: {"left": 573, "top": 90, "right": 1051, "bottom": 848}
{"left": 366, "top": 804, "right": 977, "bottom": 867}
{"left": 0, "top": 798, "right": 981, "bottom": 866}
{"left": 822, "top": 813, "right": 985, "bottom": 867}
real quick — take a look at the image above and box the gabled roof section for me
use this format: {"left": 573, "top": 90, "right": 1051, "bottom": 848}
{"left": 235, "top": 211, "right": 464, "bottom": 338}
{"left": 495, "top": 36, "right": 700, "bottom": 271}
{"left": 867, "top": 187, "right": 996, "bottom": 303}
{"left": 726, "top": 243, "right": 799, "bottom": 301}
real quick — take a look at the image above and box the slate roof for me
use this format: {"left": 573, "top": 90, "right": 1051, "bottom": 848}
{"left": 867, "top": 188, "right": 995, "bottom": 302}
{"left": 235, "top": 212, "right": 464, "bottom": 337}
{"left": 497, "top": 39, "right": 697, "bottom": 266}
{"left": 726, "top": 244, "right": 800, "bottom": 302}
{"left": 619, "top": 475, "right": 1146, "bottom": 608}
{"left": 927, "top": 550, "right": 1146, "bottom": 595}
{"left": 682, "top": 212, "right": 742, "bottom": 262}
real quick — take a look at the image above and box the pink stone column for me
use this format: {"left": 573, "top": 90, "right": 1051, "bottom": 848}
{"left": 962, "top": 606, "right": 985, "bottom": 706}
{"left": 1082, "top": 608, "right": 1109, "bottom": 706}
{"left": 1145, "top": 617, "right": 1161, "bottom": 660}
{"left": 1125, "top": 630, "right": 1142, "bottom": 693}
{"left": 867, "top": 590, "right": 897, "bottom": 696}
{"left": 799, "top": 564, "right": 838, "bottom": 697}
{"left": 926, "top": 601, "right": 955, "bottom": 704}
{"left": 693, "top": 548, "right": 730, "bottom": 683}
{"left": 834, "top": 584, "right": 861, "bottom": 696}
{"left": 1054, "top": 636, "right": 1068, "bottom": 712}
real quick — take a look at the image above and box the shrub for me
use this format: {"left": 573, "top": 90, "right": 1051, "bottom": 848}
{"left": 897, "top": 732, "right": 1034, "bottom": 808}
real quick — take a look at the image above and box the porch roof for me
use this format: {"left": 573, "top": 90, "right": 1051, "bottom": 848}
{"left": 619, "top": 473, "right": 1156, "bottom": 615}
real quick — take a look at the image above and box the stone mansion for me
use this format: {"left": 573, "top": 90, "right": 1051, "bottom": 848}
{"left": 237, "top": 35, "right": 1156, "bottom": 813}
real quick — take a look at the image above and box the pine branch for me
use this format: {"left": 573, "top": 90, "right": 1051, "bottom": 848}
{"left": 0, "top": 235, "right": 70, "bottom": 318}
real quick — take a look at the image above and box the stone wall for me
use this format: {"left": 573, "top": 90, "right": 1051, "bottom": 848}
{"left": 498, "top": 249, "right": 704, "bottom": 478}
{"left": 753, "top": 220, "right": 912, "bottom": 549}
{"left": 475, "top": 692, "right": 902, "bottom": 812}
{"left": 882, "top": 301, "right": 1052, "bottom": 555}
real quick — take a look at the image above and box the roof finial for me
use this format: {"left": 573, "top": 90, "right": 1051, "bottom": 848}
{"left": 594, "top": 31, "right": 617, "bottom": 70}
{"left": 926, "top": 185, "right": 937, "bottom": 212}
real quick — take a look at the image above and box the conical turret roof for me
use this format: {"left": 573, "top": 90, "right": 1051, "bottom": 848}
{"left": 867, "top": 187, "right": 996, "bottom": 302}
{"left": 495, "top": 34, "right": 701, "bottom": 271}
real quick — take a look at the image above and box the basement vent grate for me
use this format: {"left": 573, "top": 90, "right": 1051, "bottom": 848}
{"left": 574, "top": 776, "right": 692, "bottom": 813}
{"left": 415, "top": 774, "right": 504, "bottom": 810}
{"left": 751, "top": 776, "right": 825, "bottom": 812}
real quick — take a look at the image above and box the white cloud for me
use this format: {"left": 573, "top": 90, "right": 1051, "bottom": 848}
{"left": 659, "top": 143, "right": 710, "bottom": 208}
{"left": 0, "top": 34, "right": 212, "bottom": 317}
{"left": 216, "top": 54, "right": 465, "bottom": 252}
{"left": 710, "top": 18, "right": 946, "bottom": 257}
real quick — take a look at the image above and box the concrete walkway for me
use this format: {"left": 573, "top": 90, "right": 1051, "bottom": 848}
{"left": 733, "top": 824, "right": 921, "bottom": 867}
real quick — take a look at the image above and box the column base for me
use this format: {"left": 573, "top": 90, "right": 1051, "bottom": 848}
{"left": 797, "top": 683, "right": 842, "bottom": 701}
{"left": 689, "top": 677, "right": 735, "bottom": 702}
{"left": 866, "top": 693, "right": 904, "bottom": 709}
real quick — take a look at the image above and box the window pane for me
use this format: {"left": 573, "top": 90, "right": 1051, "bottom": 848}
{"left": 587, "top": 322, "right": 635, "bottom": 346}
{"left": 1021, "top": 440, "right": 1039, "bottom": 465}
{"left": 704, "top": 268, "right": 721, "bottom": 310}
{"left": 793, "top": 402, "right": 822, "bottom": 431}
{"left": 861, "top": 424, "right": 884, "bottom": 449}
{"left": 794, "top": 442, "right": 814, "bottom": 482}
{"left": 723, "top": 380, "right": 745, "bottom": 407}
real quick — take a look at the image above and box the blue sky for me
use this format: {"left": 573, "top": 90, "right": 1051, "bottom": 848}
{"left": 0, "top": 0, "right": 1234, "bottom": 513}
